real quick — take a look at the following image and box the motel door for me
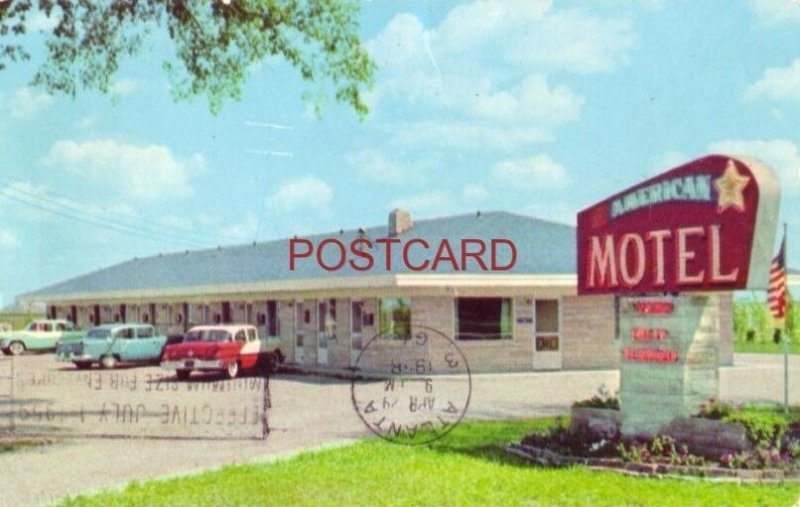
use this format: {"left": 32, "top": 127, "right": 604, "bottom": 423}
{"left": 351, "top": 300, "right": 363, "bottom": 365}
{"left": 532, "top": 299, "right": 562, "bottom": 370}
{"left": 294, "top": 301, "right": 306, "bottom": 365}
{"left": 317, "top": 299, "right": 333, "bottom": 365}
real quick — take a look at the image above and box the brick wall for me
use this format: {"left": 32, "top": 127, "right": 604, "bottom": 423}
{"left": 718, "top": 293, "right": 734, "bottom": 366}
{"left": 561, "top": 295, "right": 618, "bottom": 370}
{"left": 278, "top": 300, "right": 295, "bottom": 363}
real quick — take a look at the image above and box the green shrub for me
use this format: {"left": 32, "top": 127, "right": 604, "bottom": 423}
{"left": 572, "top": 384, "right": 619, "bottom": 410}
{"left": 697, "top": 398, "right": 735, "bottom": 420}
{"left": 725, "top": 411, "right": 788, "bottom": 448}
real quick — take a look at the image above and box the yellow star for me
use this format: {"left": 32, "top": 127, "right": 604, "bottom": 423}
{"left": 714, "top": 160, "right": 750, "bottom": 212}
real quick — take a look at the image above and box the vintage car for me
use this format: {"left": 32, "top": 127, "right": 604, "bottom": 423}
{"left": 55, "top": 323, "right": 167, "bottom": 369}
{"left": 0, "top": 319, "right": 83, "bottom": 356}
{"left": 161, "top": 324, "right": 282, "bottom": 380}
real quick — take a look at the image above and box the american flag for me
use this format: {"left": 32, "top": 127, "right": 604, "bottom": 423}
{"left": 768, "top": 232, "right": 787, "bottom": 322}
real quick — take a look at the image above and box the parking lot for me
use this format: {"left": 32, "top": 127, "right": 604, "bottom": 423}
{"left": 1, "top": 353, "right": 799, "bottom": 506}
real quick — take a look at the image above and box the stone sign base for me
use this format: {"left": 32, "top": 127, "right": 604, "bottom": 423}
{"left": 618, "top": 294, "right": 719, "bottom": 436}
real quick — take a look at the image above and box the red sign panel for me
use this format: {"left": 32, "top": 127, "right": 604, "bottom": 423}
{"left": 577, "top": 155, "right": 780, "bottom": 295}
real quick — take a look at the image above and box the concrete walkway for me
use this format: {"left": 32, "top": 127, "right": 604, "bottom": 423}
{"left": 0, "top": 354, "right": 797, "bottom": 506}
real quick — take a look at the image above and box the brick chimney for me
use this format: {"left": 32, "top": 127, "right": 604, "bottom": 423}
{"left": 388, "top": 208, "right": 413, "bottom": 236}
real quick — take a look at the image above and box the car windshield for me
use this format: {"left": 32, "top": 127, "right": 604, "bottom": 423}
{"left": 86, "top": 328, "right": 112, "bottom": 339}
{"left": 185, "top": 330, "right": 231, "bottom": 342}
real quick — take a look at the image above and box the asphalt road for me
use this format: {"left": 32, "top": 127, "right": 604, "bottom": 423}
{"left": 0, "top": 353, "right": 798, "bottom": 506}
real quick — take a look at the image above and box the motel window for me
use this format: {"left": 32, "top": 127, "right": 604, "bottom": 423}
{"left": 267, "top": 300, "right": 279, "bottom": 337}
{"left": 379, "top": 298, "right": 411, "bottom": 340}
{"left": 456, "top": 298, "right": 512, "bottom": 340}
{"left": 535, "top": 300, "right": 560, "bottom": 352}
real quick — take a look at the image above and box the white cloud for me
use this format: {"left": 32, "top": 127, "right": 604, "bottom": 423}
{"left": 111, "top": 79, "right": 139, "bottom": 96}
{"left": 390, "top": 191, "right": 457, "bottom": 218}
{"left": 388, "top": 121, "right": 551, "bottom": 151}
{"left": 650, "top": 150, "right": 689, "bottom": 174}
{"left": 218, "top": 213, "right": 259, "bottom": 241}
{"left": 75, "top": 114, "right": 99, "bottom": 130}
{"left": 0, "top": 230, "right": 19, "bottom": 249}
{"left": 469, "top": 74, "right": 584, "bottom": 125}
{"left": 346, "top": 149, "right": 407, "bottom": 185}
{"left": 42, "top": 139, "right": 201, "bottom": 199}
{"left": 708, "top": 139, "right": 800, "bottom": 192}
{"left": 266, "top": 175, "right": 333, "bottom": 218}
{"left": 462, "top": 184, "right": 489, "bottom": 202}
{"left": 745, "top": 59, "right": 800, "bottom": 103}
{"left": 8, "top": 87, "right": 53, "bottom": 120}
{"left": 492, "top": 155, "right": 570, "bottom": 189}
{"left": 366, "top": 3, "right": 633, "bottom": 153}
{"left": 502, "top": 8, "right": 634, "bottom": 74}
{"left": 747, "top": 0, "right": 800, "bottom": 24}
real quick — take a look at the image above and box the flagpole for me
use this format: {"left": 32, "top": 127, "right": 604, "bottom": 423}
{"left": 783, "top": 222, "right": 789, "bottom": 416}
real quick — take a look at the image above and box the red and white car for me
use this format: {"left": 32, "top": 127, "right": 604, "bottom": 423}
{"left": 161, "top": 325, "right": 282, "bottom": 380}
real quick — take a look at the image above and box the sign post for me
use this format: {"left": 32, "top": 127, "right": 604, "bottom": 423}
{"left": 577, "top": 155, "right": 781, "bottom": 436}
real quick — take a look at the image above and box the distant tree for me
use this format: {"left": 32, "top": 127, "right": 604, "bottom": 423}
{"left": 785, "top": 289, "right": 797, "bottom": 343}
{"left": 0, "top": 0, "right": 375, "bottom": 116}
{"left": 732, "top": 299, "right": 748, "bottom": 343}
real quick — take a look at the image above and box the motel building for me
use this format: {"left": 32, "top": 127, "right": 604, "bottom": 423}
{"left": 19, "top": 209, "right": 736, "bottom": 373}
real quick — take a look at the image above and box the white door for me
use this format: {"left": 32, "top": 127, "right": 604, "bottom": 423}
{"left": 351, "top": 300, "right": 363, "bottom": 365}
{"left": 294, "top": 301, "right": 305, "bottom": 365}
{"left": 317, "top": 300, "right": 329, "bottom": 365}
{"left": 532, "top": 299, "right": 562, "bottom": 370}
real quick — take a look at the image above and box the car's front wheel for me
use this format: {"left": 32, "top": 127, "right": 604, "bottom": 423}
{"left": 8, "top": 341, "right": 25, "bottom": 356}
{"left": 176, "top": 369, "right": 191, "bottom": 380}
{"left": 99, "top": 355, "right": 117, "bottom": 369}
{"left": 73, "top": 361, "right": 92, "bottom": 370}
{"left": 225, "top": 361, "right": 239, "bottom": 379}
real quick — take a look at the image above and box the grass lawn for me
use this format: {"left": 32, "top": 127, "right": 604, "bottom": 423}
{"left": 59, "top": 418, "right": 800, "bottom": 507}
{"left": 734, "top": 341, "right": 800, "bottom": 354}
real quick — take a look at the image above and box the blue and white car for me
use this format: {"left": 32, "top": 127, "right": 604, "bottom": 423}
{"left": 55, "top": 323, "right": 167, "bottom": 369}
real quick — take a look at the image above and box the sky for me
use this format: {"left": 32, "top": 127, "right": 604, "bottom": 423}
{"left": 1, "top": 0, "right": 800, "bottom": 306}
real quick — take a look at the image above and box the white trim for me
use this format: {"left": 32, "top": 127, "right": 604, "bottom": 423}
{"left": 735, "top": 156, "right": 782, "bottom": 291}
{"left": 20, "top": 274, "right": 578, "bottom": 303}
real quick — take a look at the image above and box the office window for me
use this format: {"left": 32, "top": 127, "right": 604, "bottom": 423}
{"left": 456, "top": 298, "right": 512, "bottom": 340}
{"left": 379, "top": 298, "right": 411, "bottom": 340}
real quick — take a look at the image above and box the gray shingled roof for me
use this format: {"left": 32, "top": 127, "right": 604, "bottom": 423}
{"left": 24, "top": 211, "right": 576, "bottom": 298}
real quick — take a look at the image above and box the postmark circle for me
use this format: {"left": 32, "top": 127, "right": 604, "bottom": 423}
{"left": 350, "top": 325, "right": 471, "bottom": 445}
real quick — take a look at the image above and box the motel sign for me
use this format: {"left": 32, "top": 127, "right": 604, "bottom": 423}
{"left": 577, "top": 155, "right": 781, "bottom": 296}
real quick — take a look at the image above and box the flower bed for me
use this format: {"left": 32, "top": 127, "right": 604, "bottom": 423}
{"left": 507, "top": 442, "right": 800, "bottom": 482}
{"left": 512, "top": 396, "right": 800, "bottom": 481}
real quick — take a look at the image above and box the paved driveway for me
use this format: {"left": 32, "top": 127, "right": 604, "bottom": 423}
{"left": 0, "top": 353, "right": 798, "bottom": 506}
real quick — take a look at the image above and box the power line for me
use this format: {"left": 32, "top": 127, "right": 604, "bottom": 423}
{"left": 0, "top": 174, "right": 225, "bottom": 245}
{"left": 0, "top": 189, "right": 210, "bottom": 247}
{"left": 0, "top": 190, "right": 207, "bottom": 248}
